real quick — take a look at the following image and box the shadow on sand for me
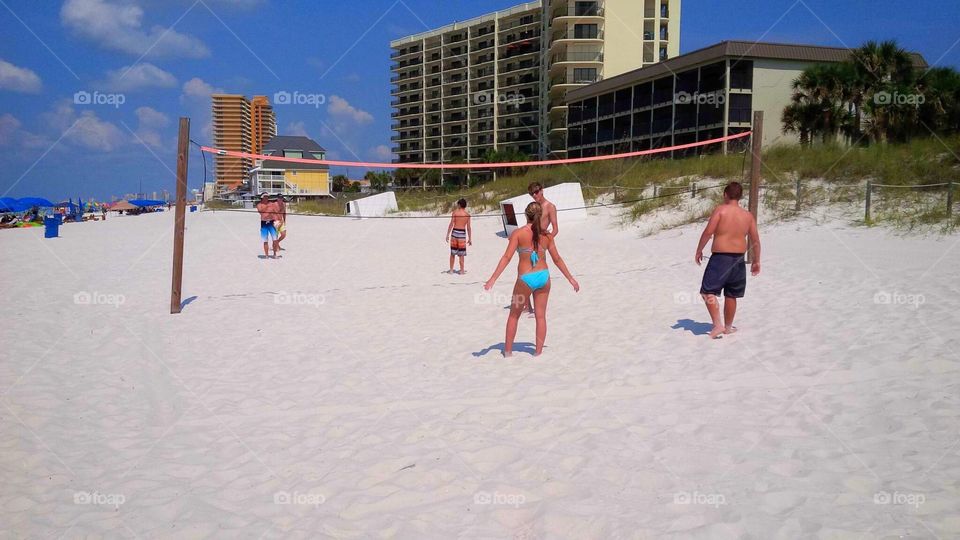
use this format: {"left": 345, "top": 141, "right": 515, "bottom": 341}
{"left": 180, "top": 296, "right": 198, "bottom": 310}
{"left": 671, "top": 319, "right": 713, "bottom": 336}
{"left": 472, "top": 342, "right": 536, "bottom": 357}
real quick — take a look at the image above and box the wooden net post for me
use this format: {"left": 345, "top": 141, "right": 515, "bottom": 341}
{"left": 170, "top": 117, "right": 190, "bottom": 314}
{"left": 747, "top": 111, "right": 763, "bottom": 264}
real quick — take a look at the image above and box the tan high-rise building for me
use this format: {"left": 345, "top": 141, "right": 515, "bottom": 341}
{"left": 389, "top": 0, "right": 681, "bottom": 180}
{"left": 250, "top": 95, "right": 277, "bottom": 156}
{"left": 212, "top": 94, "right": 277, "bottom": 193}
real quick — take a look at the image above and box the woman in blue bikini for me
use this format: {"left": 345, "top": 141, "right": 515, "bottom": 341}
{"left": 484, "top": 202, "right": 579, "bottom": 357}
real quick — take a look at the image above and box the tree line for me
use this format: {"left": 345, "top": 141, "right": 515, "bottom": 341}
{"left": 330, "top": 148, "right": 530, "bottom": 192}
{"left": 782, "top": 40, "right": 960, "bottom": 145}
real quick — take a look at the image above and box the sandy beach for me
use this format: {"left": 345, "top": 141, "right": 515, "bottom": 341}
{"left": 1, "top": 205, "right": 959, "bottom": 538}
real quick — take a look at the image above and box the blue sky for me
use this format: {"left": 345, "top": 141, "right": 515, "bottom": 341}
{"left": 0, "top": 0, "right": 958, "bottom": 200}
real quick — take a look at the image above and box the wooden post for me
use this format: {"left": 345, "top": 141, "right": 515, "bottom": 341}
{"left": 747, "top": 111, "right": 763, "bottom": 264}
{"left": 795, "top": 177, "right": 802, "bottom": 212}
{"left": 748, "top": 111, "right": 763, "bottom": 219}
{"left": 948, "top": 181, "right": 954, "bottom": 217}
{"left": 170, "top": 117, "right": 190, "bottom": 314}
{"left": 865, "top": 180, "right": 872, "bottom": 222}
{"left": 691, "top": 182, "right": 697, "bottom": 198}
{"left": 653, "top": 185, "right": 659, "bottom": 198}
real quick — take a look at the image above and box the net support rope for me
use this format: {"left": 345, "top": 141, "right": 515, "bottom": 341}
{"left": 205, "top": 181, "right": 740, "bottom": 219}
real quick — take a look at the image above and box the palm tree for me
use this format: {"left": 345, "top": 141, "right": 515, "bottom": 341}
{"left": 784, "top": 63, "right": 853, "bottom": 144}
{"left": 782, "top": 101, "right": 821, "bottom": 146}
{"left": 852, "top": 40, "right": 917, "bottom": 143}
{"left": 917, "top": 67, "right": 960, "bottom": 135}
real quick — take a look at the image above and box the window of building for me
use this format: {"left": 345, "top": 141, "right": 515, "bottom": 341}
{"left": 574, "top": 24, "right": 599, "bottom": 39}
{"left": 573, "top": 68, "right": 598, "bottom": 83}
{"left": 615, "top": 88, "right": 632, "bottom": 114}
{"left": 283, "top": 150, "right": 303, "bottom": 159}
{"left": 653, "top": 77, "right": 673, "bottom": 104}
{"left": 575, "top": 2, "right": 599, "bottom": 16}
{"left": 633, "top": 82, "right": 652, "bottom": 109}
{"left": 312, "top": 152, "right": 325, "bottom": 160}
{"left": 582, "top": 97, "right": 598, "bottom": 121}
{"left": 728, "top": 94, "right": 753, "bottom": 123}
{"left": 730, "top": 60, "right": 753, "bottom": 90}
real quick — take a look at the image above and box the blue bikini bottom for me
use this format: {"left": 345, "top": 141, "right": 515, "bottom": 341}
{"left": 520, "top": 269, "right": 550, "bottom": 291}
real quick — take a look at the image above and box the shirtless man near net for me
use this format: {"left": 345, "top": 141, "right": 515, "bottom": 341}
{"left": 695, "top": 182, "right": 761, "bottom": 339}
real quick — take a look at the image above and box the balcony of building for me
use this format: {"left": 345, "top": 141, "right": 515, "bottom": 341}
{"left": 498, "top": 14, "right": 540, "bottom": 33}
{"left": 552, "top": 1, "right": 604, "bottom": 20}
{"left": 548, "top": 50, "right": 604, "bottom": 73}
{"left": 391, "top": 45, "right": 422, "bottom": 60}
{"left": 549, "top": 24, "right": 603, "bottom": 50}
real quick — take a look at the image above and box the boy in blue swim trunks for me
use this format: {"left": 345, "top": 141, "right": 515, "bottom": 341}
{"left": 256, "top": 193, "right": 280, "bottom": 259}
{"left": 695, "top": 182, "right": 761, "bottom": 339}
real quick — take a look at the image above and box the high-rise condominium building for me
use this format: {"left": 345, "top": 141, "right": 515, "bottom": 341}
{"left": 390, "top": 0, "right": 680, "bottom": 181}
{"left": 212, "top": 94, "right": 277, "bottom": 192}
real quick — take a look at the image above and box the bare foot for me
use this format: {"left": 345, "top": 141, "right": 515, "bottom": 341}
{"left": 708, "top": 326, "right": 725, "bottom": 339}
{"left": 460, "top": 270, "right": 467, "bottom": 274}
{"left": 724, "top": 326, "right": 739, "bottom": 335}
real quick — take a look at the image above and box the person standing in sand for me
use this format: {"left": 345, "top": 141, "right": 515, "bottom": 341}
{"left": 484, "top": 202, "right": 579, "bottom": 357}
{"left": 528, "top": 182, "right": 558, "bottom": 237}
{"left": 523, "top": 182, "right": 559, "bottom": 314}
{"left": 276, "top": 196, "right": 288, "bottom": 250}
{"left": 256, "top": 193, "right": 280, "bottom": 259}
{"left": 695, "top": 182, "right": 761, "bottom": 339}
{"left": 446, "top": 198, "right": 472, "bottom": 274}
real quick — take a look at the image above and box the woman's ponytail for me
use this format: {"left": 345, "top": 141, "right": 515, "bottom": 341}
{"left": 525, "top": 202, "right": 542, "bottom": 253}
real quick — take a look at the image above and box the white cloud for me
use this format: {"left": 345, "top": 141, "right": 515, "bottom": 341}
{"left": 369, "top": 145, "right": 391, "bottom": 161}
{"left": 135, "top": 106, "right": 169, "bottom": 128}
{"left": 134, "top": 106, "right": 169, "bottom": 148}
{"left": 71, "top": 111, "right": 126, "bottom": 151}
{"left": 61, "top": 0, "right": 210, "bottom": 58}
{"left": 285, "top": 121, "right": 309, "bottom": 137}
{"left": 181, "top": 77, "right": 223, "bottom": 101}
{"left": 102, "top": 63, "right": 177, "bottom": 91}
{"left": 43, "top": 100, "right": 126, "bottom": 151}
{"left": 0, "top": 59, "right": 42, "bottom": 93}
{"left": 0, "top": 113, "right": 54, "bottom": 150}
{"left": 328, "top": 95, "right": 373, "bottom": 126}
{"left": 0, "top": 113, "right": 21, "bottom": 145}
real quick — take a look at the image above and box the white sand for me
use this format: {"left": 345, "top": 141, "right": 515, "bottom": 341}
{"left": 1, "top": 205, "right": 959, "bottom": 538}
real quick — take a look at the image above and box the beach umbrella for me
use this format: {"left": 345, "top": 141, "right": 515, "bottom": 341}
{"left": 0, "top": 197, "right": 25, "bottom": 212}
{"left": 110, "top": 200, "right": 137, "bottom": 211}
{"left": 128, "top": 199, "right": 165, "bottom": 207}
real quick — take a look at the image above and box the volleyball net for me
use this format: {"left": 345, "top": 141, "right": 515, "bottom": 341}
{"left": 199, "top": 131, "right": 752, "bottom": 170}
